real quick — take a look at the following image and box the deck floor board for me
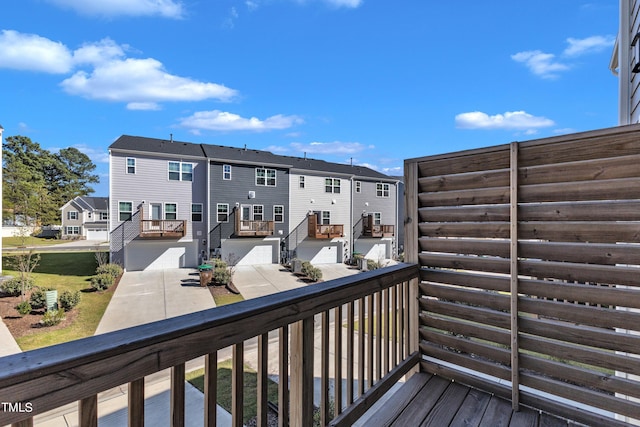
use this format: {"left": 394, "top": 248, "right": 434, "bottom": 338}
{"left": 366, "top": 373, "right": 571, "bottom": 427}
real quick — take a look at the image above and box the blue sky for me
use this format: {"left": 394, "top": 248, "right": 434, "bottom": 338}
{"left": 2, "top": 0, "right": 619, "bottom": 196}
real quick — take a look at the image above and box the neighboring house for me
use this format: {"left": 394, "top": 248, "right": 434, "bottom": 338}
{"left": 60, "top": 196, "right": 110, "bottom": 240}
{"left": 202, "top": 144, "right": 290, "bottom": 266}
{"left": 109, "top": 136, "right": 208, "bottom": 271}
{"left": 611, "top": 0, "right": 640, "bottom": 124}
{"left": 109, "top": 135, "right": 399, "bottom": 271}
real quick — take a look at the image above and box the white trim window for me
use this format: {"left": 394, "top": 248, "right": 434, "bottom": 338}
{"left": 66, "top": 226, "right": 80, "bottom": 235}
{"left": 321, "top": 211, "right": 331, "bottom": 225}
{"left": 68, "top": 211, "right": 78, "bottom": 220}
{"left": 253, "top": 205, "right": 264, "bottom": 221}
{"left": 355, "top": 181, "right": 361, "bottom": 193}
{"left": 169, "top": 161, "right": 193, "bottom": 181}
{"left": 299, "top": 176, "right": 305, "bottom": 189}
{"left": 217, "top": 203, "right": 229, "bottom": 223}
{"left": 100, "top": 212, "right": 109, "bottom": 220}
{"left": 325, "top": 178, "right": 340, "bottom": 193}
{"left": 126, "top": 158, "right": 136, "bottom": 174}
{"left": 164, "top": 203, "right": 177, "bottom": 220}
{"left": 376, "top": 183, "right": 390, "bottom": 198}
{"left": 119, "top": 202, "right": 133, "bottom": 221}
{"left": 223, "top": 164, "right": 232, "bottom": 180}
{"left": 192, "top": 204, "right": 203, "bottom": 222}
{"left": 274, "top": 205, "right": 284, "bottom": 223}
{"left": 373, "top": 212, "right": 382, "bottom": 225}
{"left": 256, "top": 168, "right": 276, "bottom": 186}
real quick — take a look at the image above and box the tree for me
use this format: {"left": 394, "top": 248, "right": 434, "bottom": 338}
{"left": 3, "top": 135, "right": 100, "bottom": 225}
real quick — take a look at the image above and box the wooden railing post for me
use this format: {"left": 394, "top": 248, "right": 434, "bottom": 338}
{"left": 290, "top": 317, "right": 314, "bottom": 427}
{"left": 204, "top": 352, "right": 217, "bottom": 427}
{"left": 171, "top": 364, "right": 185, "bottom": 427}
{"left": 128, "top": 378, "right": 144, "bottom": 427}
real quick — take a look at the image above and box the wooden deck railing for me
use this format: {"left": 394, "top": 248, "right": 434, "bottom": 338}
{"left": 0, "top": 263, "right": 420, "bottom": 427}
{"left": 234, "top": 215, "right": 275, "bottom": 237}
{"left": 362, "top": 215, "right": 394, "bottom": 238}
{"left": 308, "top": 214, "right": 344, "bottom": 239}
{"left": 140, "top": 219, "right": 186, "bottom": 238}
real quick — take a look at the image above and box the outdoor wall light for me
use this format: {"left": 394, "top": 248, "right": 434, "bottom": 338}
{"left": 310, "top": 199, "right": 315, "bottom": 203}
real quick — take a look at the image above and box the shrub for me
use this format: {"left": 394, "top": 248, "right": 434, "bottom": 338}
{"left": 29, "top": 287, "right": 53, "bottom": 310}
{"left": 213, "top": 258, "right": 228, "bottom": 269}
{"left": 91, "top": 273, "right": 114, "bottom": 291}
{"left": 40, "top": 309, "right": 65, "bottom": 327}
{"left": 213, "top": 267, "right": 231, "bottom": 285}
{"left": 306, "top": 267, "right": 323, "bottom": 282}
{"left": 367, "top": 259, "right": 381, "bottom": 271}
{"left": 59, "top": 290, "right": 81, "bottom": 311}
{"left": 96, "top": 263, "right": 123, "bottom": 279}
{"left": 301, "top": 261, "right": 313, "bottom": 277}
{"left": 16, "top": 301, "right": 32, "bottom": 316}
{"left": 1, "top": 277, "right": 34, "bottom": 297}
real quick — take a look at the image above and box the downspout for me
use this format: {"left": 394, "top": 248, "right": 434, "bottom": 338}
{"left": 350, "top": 175, "right": 355, "bottom": 263}
{"left": 395, "top": 179, "right": 400, "bottom": 259}
{"left": 206, "top": 153, "right": 211, "bottom": 260}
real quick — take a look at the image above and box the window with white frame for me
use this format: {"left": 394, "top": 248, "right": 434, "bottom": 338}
{"left": 253, "top": 205, "right": 264, "bottom": 221}
{"left": 192, "top": 204, "right": 203, "bottom": 222}
{"left": 126, "top": 158, "right": 136, "bottom": 174}
{"left": 223, "top": 164, "right": 232, "bottom": 180}
{"left": 168, "top": 161, "right": 193, "bottom": 181}
{"left": 299, "top": 176, "right": 305, "bottom": 189}
{"left": 256, "top": 168, "right": 276, "bottom": 186}
{"left": 274, "top": 205, "right": 284, "bottom": 223}
{"left": 325, "top": 178, "right": 340, "bottom": 193}
{"left": 217, "top": 204, "right": 229, "bottom": 223}
{"left": 355, "top": 181, "right": 361, "bottom": 193}
{"left": 68, "top": 211, "right": 78, "bottom": 220}
{"left": 66, "top": 226, "right": 80, "bottom": 235}
{"left": 373, "top": 212, "right": 382, "bottom": 225}
{"left": 321, "top": 211, "right": 331, "bottom": 225}
{"left": 119, "top": 202, "right": 132, "bottom": 221}
{"left": 100, "top": 212, "right": 109, "bottom": 220}
{"left": 376, "top": 183, "right": 390, "bottom": 198}
{"left": 164, "top": 203, "right": 177, "bottom": 220}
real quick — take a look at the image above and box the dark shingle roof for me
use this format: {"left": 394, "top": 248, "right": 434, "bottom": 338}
{"left": 81, "top": 196, "right": 109, "bottom": 210}
{"left": 110, "top": 135, "right": 394, "bottom": 180}
{"left": 110, "top": 135, "right": 206, "bottom": 158}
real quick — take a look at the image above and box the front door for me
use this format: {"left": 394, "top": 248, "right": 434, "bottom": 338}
{"left": 240, "top": 205, "right": 252, "bottom": 230}
{"left": 150, "top": 203, "right": 162, "bottom": 229}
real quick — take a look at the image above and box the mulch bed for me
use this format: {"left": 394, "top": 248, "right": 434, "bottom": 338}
{"left": 0, "top": 276, "right": 121, "bottom": 340}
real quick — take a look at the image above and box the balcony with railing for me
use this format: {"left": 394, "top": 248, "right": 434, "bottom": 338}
{"left": 4, "top": 125, "right": 640, "bottom": 427}
{"left": 234, "top": 214, "right": 274, "bottom": 237}
{"left": 308, "top": 214, "right": 344, "bottom": 239}
{"left": 139, "top": 219, "right": 186, "bottom": 238}
{"left": 362, "top": 214, "right": 394, "bottom": 238}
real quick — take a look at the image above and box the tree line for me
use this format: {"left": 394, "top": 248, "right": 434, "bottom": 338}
{"left": 3, "top": 135, "right": 100, "bottom": 226}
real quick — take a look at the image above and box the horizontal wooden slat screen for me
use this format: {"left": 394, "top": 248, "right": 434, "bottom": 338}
{"left": 406, "top": 124, "right": 640, "bottom": 426}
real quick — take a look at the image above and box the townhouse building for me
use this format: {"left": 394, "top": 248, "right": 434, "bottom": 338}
{"left": 109, "top": 135, "right": 400, "bottom": 271}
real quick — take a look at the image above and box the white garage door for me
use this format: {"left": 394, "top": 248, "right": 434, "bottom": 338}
{"left": 125, "top": 241, "right": 198, "bottom": 271}
{"left": 221, "top": 239, "right": 277, "bottom": 266}
{"left": 296, "top": 240, "right": 342, "bottom": 264}
{"left": 86, "top": 229, "right": 109, "bottom": 241}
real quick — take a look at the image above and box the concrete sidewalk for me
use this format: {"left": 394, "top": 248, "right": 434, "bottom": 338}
{"left": 0, "top": 316, "right": 21, "bottom": 358}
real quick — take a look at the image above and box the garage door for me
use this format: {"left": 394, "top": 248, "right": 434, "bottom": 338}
{"left": 296, "top": 240, "right": 342, "bottom": 264}
{"left": 221, "top": 239, "right": 276, "bottom": 266}
{"left": 355, "top": 239, "right": 390, "bottom": 260}
{"left": 86, "top": 229, "right": 109, "bottom": 241}
{"left": 125, "top": 241, "right": 198, "bottom": 271}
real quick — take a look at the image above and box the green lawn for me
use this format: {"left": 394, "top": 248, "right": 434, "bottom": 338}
{"left": 2, "top": 251, "right": 114, "bottom": 351}
{"left": 3, "top": 236, "right": 63, "bottom": 247}
{"left": 186, "top": 359, "right": 279, "bottom": 424}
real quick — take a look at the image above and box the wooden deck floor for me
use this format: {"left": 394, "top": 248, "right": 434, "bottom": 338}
{"left": 366, "top": 373, "right": 572, "bottom": 427}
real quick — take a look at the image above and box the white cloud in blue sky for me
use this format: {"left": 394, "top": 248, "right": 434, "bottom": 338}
{"left": 455, "top": 111, "right": 555, "bottom": 131}
{"left": 291, "top": 141, "right": 373, "bottom": 154}
{"left": 178, "top": 110, "right": 303, "bottom": 133}
{"left": 44, "top": 0, "right": 184, "bottom": 18}
{"left": 0, "top": 30, "right": 73, "bottom": 74}
{"left": 512, "top": 35, "right": 615, "bottom": 79}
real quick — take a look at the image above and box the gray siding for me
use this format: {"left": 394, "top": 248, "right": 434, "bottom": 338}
{"left": 208, "top": 161, "right": 289, "bottom": 252}
{"left": 352, "top": 179, "right": 399, "bottom": 253}
{"left": 110, "top": 151, "right": 208, "bottom": 266}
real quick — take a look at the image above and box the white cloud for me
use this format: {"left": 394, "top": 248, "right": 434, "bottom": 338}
{"left": 382, "top": 166, "right": 402, "bottom": 175}
{"left": 178, "top": 110, "right": 303, "bottom": 132}
{"left": 61, "top": 58, "right": 237, "bottom": 103}
{"left": 324, "top": 0, "right": 362, "bottom": 7}
{"left": 0, "top": 30, "right": 73, "bottom": 73}
{"left": 564, "top": 35, "right": 615, "bottom": 57}
{"left": 72, "top": 38, "right": 127, "bottom": 66}
{"left": 290, "top": 141, "right": 373, "bottom": 155}
{"left": 512, "top": 34, "right": 615, "bottom": 79}
{"left": 511, "top": 50, "right": 569, "bottom": 79}
{"left": 73, "top": 144, "right": 110, "bottom": 164}
{"left": 45, "top": 0, "right": 184, "bottom": 18}
{"left": 455, "top": 111, "right": 555, "bottom": 130}
{"left": 127, "top": 102, "right": 161, "bottom": 110}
